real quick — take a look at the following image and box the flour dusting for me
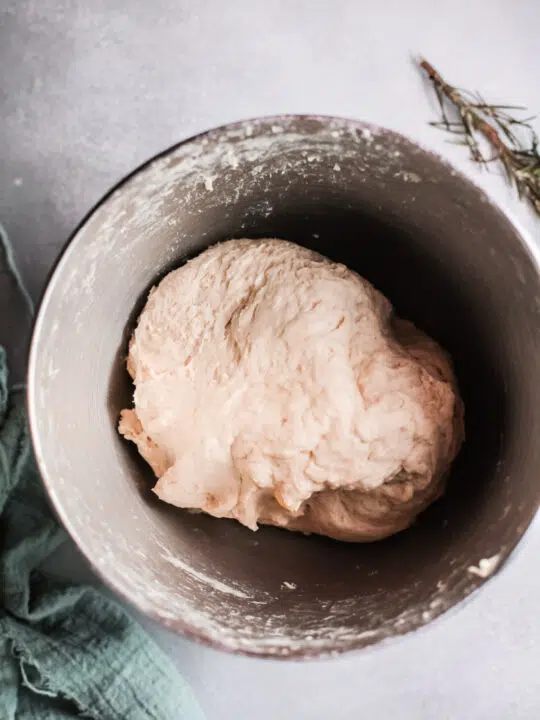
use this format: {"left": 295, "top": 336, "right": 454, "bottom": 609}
{"left": 159, "top": 543, "right": 251, "bottom": 599}
{"left": 281, "top": 581, "right": 297, "bottom": 591}
{"left": 468, "top": 554, "right": 501, "bottom": 579}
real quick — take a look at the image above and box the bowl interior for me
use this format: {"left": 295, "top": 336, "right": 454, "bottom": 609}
{"left": 29, "top": 116, "right": 540, "bottom": 657}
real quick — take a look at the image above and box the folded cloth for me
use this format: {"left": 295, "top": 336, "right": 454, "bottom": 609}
{"left": 0, "top": 226, "right": 203, "bottom": 719}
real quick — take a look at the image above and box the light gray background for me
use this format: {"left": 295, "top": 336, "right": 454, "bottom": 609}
{"left": 2, "top": 1, "right": 540, "bottom": 718}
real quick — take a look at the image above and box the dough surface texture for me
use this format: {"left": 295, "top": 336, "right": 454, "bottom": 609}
{"left": 119, "top": 239, "right": 463, "bottom": 541}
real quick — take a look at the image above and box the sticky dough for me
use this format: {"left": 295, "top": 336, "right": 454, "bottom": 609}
{"left": 119, "top": 239, "right": 463, "bottom": 541}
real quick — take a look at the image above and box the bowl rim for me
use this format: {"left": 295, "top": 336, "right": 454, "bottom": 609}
{"left": 26, "top": 113, "right": 540, "bottom": 659}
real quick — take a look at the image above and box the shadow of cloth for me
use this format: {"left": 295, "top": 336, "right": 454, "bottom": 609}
{"left": 0, "top": 223, "right": 34, "bottom": 385}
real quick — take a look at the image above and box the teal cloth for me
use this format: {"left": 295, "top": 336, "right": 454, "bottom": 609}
{"left": 0, "top": 226, "right": 204, "bottom": 719}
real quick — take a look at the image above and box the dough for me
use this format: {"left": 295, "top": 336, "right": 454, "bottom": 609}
{"left": 119, "top": 239, "right": 463, "bottom": 541}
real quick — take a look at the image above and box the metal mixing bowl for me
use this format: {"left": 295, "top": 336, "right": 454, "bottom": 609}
{"left": 28, "top": 115, "right": 540, "bottom": 658}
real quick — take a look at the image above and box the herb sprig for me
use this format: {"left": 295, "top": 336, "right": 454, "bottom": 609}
{"left": 420, "top": 58, "right": 540, "bottom": 215}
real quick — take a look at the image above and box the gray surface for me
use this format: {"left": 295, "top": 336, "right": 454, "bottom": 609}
{"left": 1, "top": 1, "right": 540, "bottom": 718}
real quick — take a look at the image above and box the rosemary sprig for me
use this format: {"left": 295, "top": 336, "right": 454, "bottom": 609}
{"left": 419, "top": 58, "right": 540, "bottom": 216}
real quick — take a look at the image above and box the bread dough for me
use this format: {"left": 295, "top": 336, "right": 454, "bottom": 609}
{"left": 119, "top": 239, "right": 463, "bottom": 541}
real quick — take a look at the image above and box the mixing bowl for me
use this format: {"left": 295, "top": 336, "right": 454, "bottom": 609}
{"left": 28, "top": 115, "right": 540, "bottom": 658}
